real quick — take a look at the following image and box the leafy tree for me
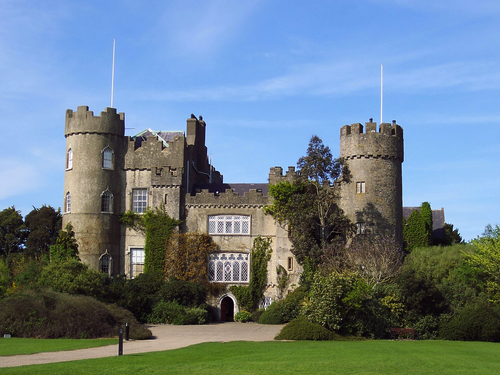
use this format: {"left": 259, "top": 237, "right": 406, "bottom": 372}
{"left": 24, "top": 205, "right": 62, "bottom": 256}
{"left": 49, "top": 223, "right": 79, "bottom": 262}
{"left": 465, "top": 224, "right": 500, "bottom": 302}
{"left": 444, "top": 223, "right": 463, "bottom": 245}
{"left": 0, "top": 206, "right": 26, "bottom": 256}
{"left": 421, "top": 202, "right": 433, "bottom": 246}
{"left": 265, "top": 136, "right": 353, "bottom": 265}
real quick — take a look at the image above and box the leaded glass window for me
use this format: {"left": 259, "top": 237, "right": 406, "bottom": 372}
{"left": 208, "top": 252, "right": 250, "bottom": 283}
{"left": 208, "top": 215, "right": 250, "bottom": 235}
{"left": 103, "top": 148, "right": 113, "bottom": 169}
{"left": 132, "top": 189, "right": 147, "bottom": 213}
{"left": 101, "top": 190, "right": 113, "bottom": 213}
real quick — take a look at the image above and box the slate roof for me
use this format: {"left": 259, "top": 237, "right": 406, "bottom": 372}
{"left": 132, "top": 128, "right": 184, "bottom": 148}
{"left": 191, "top": 183, "right": 269, "bottom": 196}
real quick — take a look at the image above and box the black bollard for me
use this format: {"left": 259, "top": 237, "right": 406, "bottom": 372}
{"left": 125, "top": 322, "right": 130, "bottom": 341}
{"left": 118, "top": 327, "right": 123, "bottom": 356}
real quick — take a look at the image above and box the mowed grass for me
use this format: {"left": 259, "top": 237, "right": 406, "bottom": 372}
{"left": 0, "top": 337, "right": 117, "bottom": 356}
{"left": 2, "top": 340, "right": 499, "bottom": 374}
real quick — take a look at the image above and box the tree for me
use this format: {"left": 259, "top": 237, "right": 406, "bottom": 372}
{"left": 0, "top": 206, "right": 26, "bottom": 256}
{"left": 49, "top": 223, "right": 79, "bottom": 262}
{"left": 24, "top": 205, "right": 62, "bottom": 256}
{"left": 420, "top": 202, "right": 433, "bottom": 246}
{"left": 444, "top": 223, "right": 463, "bottom": 245}
{"left": 465, "top": 224, "right": 500, "bottom": 302}
{"left": 265, "top": 136, "right": 353, "bottom": 265}
{"left": 321, "top": 231, "right": 404, "bottom": 288}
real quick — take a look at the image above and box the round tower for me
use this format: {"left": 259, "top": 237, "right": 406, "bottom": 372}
{"left": 339, "top": 120, "right": 404, "bottom": 245}
{"left": 63, "top": 106, "right": 126, "bottom": 273}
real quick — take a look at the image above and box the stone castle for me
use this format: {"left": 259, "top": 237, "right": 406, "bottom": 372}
{"left": 63, "top": 106, "right": 403, "bottom": 320}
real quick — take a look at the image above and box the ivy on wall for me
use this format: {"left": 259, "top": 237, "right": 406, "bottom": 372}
{"left": 164, "top": 233, "right": 218, "bottom": 283}
{"left": 230, "top": 236, "right": 272, "bottom": 311}
{"left": 120, "top": 205, "right": 181, "bottom": 274}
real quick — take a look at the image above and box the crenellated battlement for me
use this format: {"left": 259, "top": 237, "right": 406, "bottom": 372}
{"left": 186, "top": 188, "right": 269, "bottom": 207}
{"left": 340, "top": 120, "right": 403, "bottom": 139}
{"left": 340, "top": 120, "right": 404, "bottom": 163}
{"left": 268, "top": 166, "right": 297, "bottom": 185}
{"left": 65, "top": 106, "right": 125, "bottom": 137}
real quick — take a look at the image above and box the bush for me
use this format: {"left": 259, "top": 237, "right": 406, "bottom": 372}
{"left": 148, "top": 300, "right": 208, "bottom": 325}
{"left": 259, "top": 303, "right": 285, "bottom": 324}
{"left": 155, "top": 277, "right": 207, "bottom": 308}
{"left": 121, "top": 271, "right": 165, "bottom": 322}
{"left": 0, "top": 289, "right": 151, "bottom": 339}
{"left": 274, "top": 286, "right": 308, "bottom": 323}
{"left": 439, "top": 300, "right": 500, "bottom": 342}
{"left": 275, "top": 316, "right": 341, "bottom": 341}
{"left": 235, "top": 310, "right": 252, "bottom": 322}
{"left": 251, "top": 309, "right": 265, "bottom": 322}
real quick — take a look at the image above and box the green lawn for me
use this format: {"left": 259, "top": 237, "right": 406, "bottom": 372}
{"left": 0, "top": 337, "right": 117, "bottom": 356}
{"left": 1, "top": 340, "right": 499, "bottom": 374}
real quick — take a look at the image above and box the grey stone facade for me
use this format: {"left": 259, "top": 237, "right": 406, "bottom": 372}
{"left": 63, "top": 106, "right": 404, "bottom": 317}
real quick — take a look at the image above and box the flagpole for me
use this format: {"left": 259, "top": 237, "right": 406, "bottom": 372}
{"left": 380, "top": 64, "right": 383, "bottom": 124}
{"left": 111, "top": 39, "right": 116, "bottom": 108}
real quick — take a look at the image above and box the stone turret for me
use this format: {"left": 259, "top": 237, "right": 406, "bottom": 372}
{"left": 63, "top": 106, "right": 126, "bottom": 273}
{"left": 339, "top": 119, "right": 404, "bottom": 245}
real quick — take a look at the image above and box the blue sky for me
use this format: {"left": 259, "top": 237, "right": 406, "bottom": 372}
{"left": 1, "top": 0, "right": 499, "bottom": 241}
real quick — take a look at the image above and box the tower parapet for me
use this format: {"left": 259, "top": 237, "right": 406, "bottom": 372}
{"left": 65, "top": 106, "right": 125, "bottom": 137}
{"left": 268, "top": 166, "right": 297, "bottom": 185}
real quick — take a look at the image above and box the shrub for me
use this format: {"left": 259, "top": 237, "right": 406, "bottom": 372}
{"left": 259, "top": 302, "right": 285, "bottom": 324}
{"left": 235, "top": 310, "right": 252, "bottom": 322}
{"left": 274, "top": 286, "right": 308, "bottom": 323}
{"left": 439, "top": 300, "right": 500, "bottom": 342}
{"left": 155, "top": 277, "right": 207, "bottom": 308}
{"left": 251, "top": 309, "right": 265, "bottom": 322}
{"left": 121, "top": 271, "right": 165, "bottom": 322}
{"left": 0, "top": 289, "right": 151, "bottom": 339}
{"left": 148, "top": 300, "right": 208, "bottom": 325}
{"left": 275, "top": 316, "right": 341, "bottom": 341}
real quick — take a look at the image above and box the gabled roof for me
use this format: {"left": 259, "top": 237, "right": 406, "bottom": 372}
{"left": 132, "top": 128, "right": 184, "bottom": 148}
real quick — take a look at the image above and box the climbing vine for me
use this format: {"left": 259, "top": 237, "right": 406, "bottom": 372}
{"left": 120, "top": 205, "right": 181, "bottom": 274}
{"left": 164, "top": 233, "right": 218, "bottom": 283}
{"left": 230, "top": 236, "right": 272, "bottom": 311}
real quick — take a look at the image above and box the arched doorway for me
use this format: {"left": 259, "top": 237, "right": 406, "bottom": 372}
{"left": 220, "top": 296, "right": 235, "bottom": 322}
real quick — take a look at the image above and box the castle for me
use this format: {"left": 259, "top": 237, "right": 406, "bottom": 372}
{"left": 63, "top": 106, "right": 404, "bottom": 320}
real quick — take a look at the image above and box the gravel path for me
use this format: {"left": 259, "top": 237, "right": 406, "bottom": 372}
{"left": 0, "top": 323, "right": 284, "bottom": 368}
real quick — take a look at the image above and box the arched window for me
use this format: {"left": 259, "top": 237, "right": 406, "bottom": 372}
{"left": 208, "top": 253, "right": 250, "bottom": 283}
{"left": 66, "top": 148, "right": 73, "bottom": 170}
{"left": 65, "top": 192, "right": 71, "bottom": 213}
{"left": 102, "top": 147, "right": 113, "bottom": 169}
{"left": 100, "top": 251, "right": 112, "bottom": 274}
{"left": 101, "top": 190, "right": 113, "bottom": 213}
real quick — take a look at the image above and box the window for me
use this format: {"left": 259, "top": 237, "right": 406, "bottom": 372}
{"left": 357, "top": 222, "right": 366, "bottom": 235}
{"left": 100, "top": 251, "right": 112, "bottom": 274}
{"left": 102, "top": 148, "right": 113, "bottom": 169}
{"left": 208, "top": 253, "right": 249, "bottom": 283}
{"left": 65, "top": 192, "right": 71, "bottom": 213}
{"left": 208, "top": 215, "right": 250, "bottom": 235}
{"left": 132, "top": 189, "right": 147, "bottom": 213}
{"left": 130, "top": 248, "right": 145, "bottom": 278}
{"left": 101, "top": 190, "right": 113, "bottom": 213}
{"left": 356, "top": 181, "right": 366, "bottom": 194}
{"left": 287, "top": 257, "right": 294, "bottom": 271}
{"left": 66, "top": 148, "right": 73, "bottom": 170}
